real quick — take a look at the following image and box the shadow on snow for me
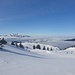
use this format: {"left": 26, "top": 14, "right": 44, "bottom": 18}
{"left": 0, "top": 49, "right": 44, "bottom": 59}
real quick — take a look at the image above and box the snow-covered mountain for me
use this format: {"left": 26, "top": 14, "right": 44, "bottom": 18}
{"left": 0, "top": 34, "right": 31, "bottom": 38}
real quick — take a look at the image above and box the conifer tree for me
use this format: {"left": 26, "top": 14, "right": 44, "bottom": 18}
{"left": 50, "top": 48, "right": 53, "bottom": 51}
{"left": 1, "top": 38, "right": 7, "bottom": 44}
{"left": 33, "top": 45, "right": 36, "bottom": 49}
{"left": 47, "top": 47, "right": 49, "bottom": 51}
{"left": 43, "top": 46, "right": 46, "bottom": 50}
{"left": 19, "top": 42, "right": 24, "bottom": 49}
{"left": 0, "top": 42, "right": 3, "bottom": 49}
{"left": 36, "top": 44, "right": 41, "bottom": 49}
{"left": 15, "top": 43, "right": 18, "bottom": 47}
{"left": 11, "top": 41, "right": 15, "bottom": 45}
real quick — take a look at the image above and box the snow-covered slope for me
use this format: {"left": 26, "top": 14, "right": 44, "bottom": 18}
{"left": 0, "top": 44, "right": 75, "bottom": 75}
{"left": 65, "top": 47, "right": 75, "bottom": 54}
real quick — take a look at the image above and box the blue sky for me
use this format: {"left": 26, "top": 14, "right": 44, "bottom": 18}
{"left": 0, "top": 0, "right": 75, "bottom": 36}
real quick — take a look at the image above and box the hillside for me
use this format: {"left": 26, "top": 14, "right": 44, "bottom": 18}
{"left": 0, "top": 44, "right": 75, "bottom": 75}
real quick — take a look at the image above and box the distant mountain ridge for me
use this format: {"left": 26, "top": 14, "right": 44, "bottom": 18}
{"left": 65, "top": 38, "right": 75, "bottom": 41}
{"left": 0, "top": 34, "right": 31, "bottom": 38}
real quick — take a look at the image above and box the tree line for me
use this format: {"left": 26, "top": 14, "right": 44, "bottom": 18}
{"left": 33, "top": 44, "right": 53, "bottom": 51}
{"left": 0, "top": 38, "right": 24, "bottom": 49}
{"left": 11, "top": 41, "right": 24, "bottom": 49}
{"left": 0, "top": 38, "right": 53, "bottom": 51}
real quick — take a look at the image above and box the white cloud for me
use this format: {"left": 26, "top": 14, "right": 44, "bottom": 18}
{"left": 0, "top": 0, "right": 37, "bottom": 6}
{"left": 0, "top": 14, "right": 32, "bottom": 21}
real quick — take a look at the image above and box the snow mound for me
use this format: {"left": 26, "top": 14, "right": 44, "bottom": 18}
{"left": 66, "top": 47, "right": 75, "bottom": 51}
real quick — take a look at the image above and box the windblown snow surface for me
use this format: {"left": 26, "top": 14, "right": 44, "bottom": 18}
{"left": 0, "top": 44, "right": 75, "bottom": 75}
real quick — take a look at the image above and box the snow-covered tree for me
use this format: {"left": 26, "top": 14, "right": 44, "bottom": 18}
{"left": 0, "top": 42, "right": 3, "bottom": 49}
{"left": 1, "top": 38, "right": 7, "bottom": 44}
{"left": 47, "top": 47, "right": 49, "bottom": 51}
{"left": 33, "top": 45, "right": 36, "bottom": 49}
{"left": 15, "top": 43, "right": 18, "bottom": 47}
{"left": 36, "top": 44, "right": 41, "bottom": 49}
{"left": 50, "top": 48, "right": 53, "bottom": 51}
{"left": 43, "top": 46, "right": 46, "bottom": 50}
{"left": 19, "top": 42, "right": 24, "bottom": 49}
{"left": 11, "top": 41, "right": 15, "bottom": 45}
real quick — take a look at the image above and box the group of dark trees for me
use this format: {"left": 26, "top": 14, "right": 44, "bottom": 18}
{"left": 33, "top": 44, "right": 41, "bottom": 49}
{"left": 0, "top": 37, "right": 53, "bottom": 51}
{"left": 33, "top": 44, "right": 53, "bottom": 51}
{"left": 0, "top": 38, "right": 7, "bottom": 49}
{"left": 0, "top": 37, "right": 24, "bottom": 49}
{"left": 0, "top": 38, "right": 7, "bottom": 44}
{"left": 11, "top": 41, "right": 24, "bottom": 49}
